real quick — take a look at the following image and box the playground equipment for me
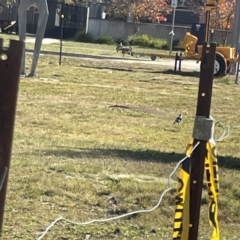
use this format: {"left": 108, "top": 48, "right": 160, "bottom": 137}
{"left": 116, "top": 0, "right": 238, "bottom": 78}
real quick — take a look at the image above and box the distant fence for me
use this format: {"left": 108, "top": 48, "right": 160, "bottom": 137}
{"left": 0, "top": 4, "right": 18, "bottom": 21}
{"left": 0, "top": 3, "right": 233, "bottom": 44}
{"left": 0, "top": 2, "right": 88, "bottom": 39}
{"left": 45, "top": 1, "right": 89, "bottom": 38}
{"left": 87, "top": 19, "right": 233, "bottom": 46}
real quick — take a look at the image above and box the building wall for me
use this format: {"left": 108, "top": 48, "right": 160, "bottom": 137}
{"left": 88, "top": 18, "right": 233, "bottom": 45}
{"left": 165, "top": 9, "right": 200, "bottom": 25}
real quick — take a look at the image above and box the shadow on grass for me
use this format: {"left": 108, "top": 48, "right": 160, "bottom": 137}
{"left": 38, "top": 147, "right": 240, "bottom": 170}
{"left": 160, "top": 69, "right": 200, "bottom": 78}
{"left": 25, "top": 48, "right": 157, "bottom": 62}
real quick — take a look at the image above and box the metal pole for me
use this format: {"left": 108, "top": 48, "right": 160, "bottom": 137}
{"left": 230, "top": 0, "right": 240, "bottom": 75}
{"left": 98, "top": 19, "right": 101, "bottom": 38}
{"left": 188, "top": 42, "right": 216, "bottom": 240}
{"left": 205, "top": 10, "right": 211, "bottom": 43}
{"left": 210, "top": 29, "right": 214, "bottom": 42}
{"left": 0, "top": 39, "right": 24, "bottom": 235}
{"left": 169, "top": 6, "right": 176, "bottom": 54}
{"left": 59, "top": 13, "right": 64, "bottom": 66}
{"left": 85, "top": 7, "right": 90, "bottom": 34}
{"left": 232, "top": 0, "right": 240, "bottom": 49}
{"left": 235, "top": 49, "right": 240, "bottom": 84}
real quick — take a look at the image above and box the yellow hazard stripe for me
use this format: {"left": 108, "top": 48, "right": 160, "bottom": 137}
{"left": 173, "top": 161, "right": 190, "bottom": 239}
{"left": 173, "top": 140, "right": 220, "bottom": 240}
{"left": 184, "top": 41, "right": 193, "bottom": 55}
{"left": 206, "top": 141, "right": 220, "bottom": 240}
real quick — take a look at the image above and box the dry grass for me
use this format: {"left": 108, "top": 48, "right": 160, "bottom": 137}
{"left": 1, "top": 47, "right": 240, "bottom": 240}
{"left": 0, "top": 33, "right": 171, "bottom": 58}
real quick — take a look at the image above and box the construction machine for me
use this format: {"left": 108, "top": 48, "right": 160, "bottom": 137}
{"left": 181, "top": 0, "right": 237, "bottom": 77}
{"left": 116, "top": 0, "right": 238, "bottom": 77}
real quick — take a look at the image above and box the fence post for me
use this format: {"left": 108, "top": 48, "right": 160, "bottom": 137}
{"left": 0, "top": 39, "right": 23, "bottom": 235}
{"left": 188, "top": 42, "right": 216, "bottom": 240}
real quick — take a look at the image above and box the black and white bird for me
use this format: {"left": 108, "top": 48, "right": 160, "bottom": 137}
{"left": 173, "top": 114, "right": 182, "bottom": 125}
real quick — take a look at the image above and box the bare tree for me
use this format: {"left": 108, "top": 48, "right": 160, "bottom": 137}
{"left": 182, "top": 0, "right": 205, "bottom": 18}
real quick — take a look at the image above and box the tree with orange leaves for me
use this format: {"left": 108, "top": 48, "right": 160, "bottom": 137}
{"left": 210, "top": 0, "right": 235, "bottom": 45}
{"left": 106, "top": 0, "right": 171, "bottom": 34}
{"left": 142, "top": 0, "right": 171, "bottom": 23}
{"left": 185, "top": 0, "right": 235, "bottom": 45}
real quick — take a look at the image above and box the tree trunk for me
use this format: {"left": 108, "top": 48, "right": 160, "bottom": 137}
{"left": 222, "top": 29, "right": 229, "bottom": 46}
{"left": 132, "top": 16, "right": 140, "bottom": 35}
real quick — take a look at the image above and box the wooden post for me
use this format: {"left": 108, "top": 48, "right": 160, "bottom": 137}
{"left": 0, "top": 39, "right": 23, "bottom": 235}
{"left": 188, "top": 42, "right": 216, "bottom": 240}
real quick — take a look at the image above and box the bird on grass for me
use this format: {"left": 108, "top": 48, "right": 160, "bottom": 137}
{"left": 174, "top": 114, "right": 183, "bottom": 125}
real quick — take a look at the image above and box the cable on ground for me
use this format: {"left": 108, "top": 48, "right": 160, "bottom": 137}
{"left": 37, "top": 142, "right": 200, "bottom": 239}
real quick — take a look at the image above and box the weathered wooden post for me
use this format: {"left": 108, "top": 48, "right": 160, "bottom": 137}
{"left": 0, "top": 39, "right": 23, "bottom": 235}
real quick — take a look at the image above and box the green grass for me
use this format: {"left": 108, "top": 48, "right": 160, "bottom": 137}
{"left": 1, "top": 42, "right": 240, "bottom": 239}
{"left": 0, "top": 33, "right": 174, "bottom": 57}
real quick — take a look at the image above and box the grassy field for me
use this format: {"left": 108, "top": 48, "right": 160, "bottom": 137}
{"left": 1, "top": 42, "right": 240, "bottom": 240}
{"left": 0, "top": 33, "right": 172, "bottom": 57}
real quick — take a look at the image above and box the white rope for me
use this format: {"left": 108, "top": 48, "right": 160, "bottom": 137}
{"left": 214, "top": 121, "right": 230, "bottom": 142}
{"left": 37, "top": 142, "right": 200, "bottom": 240}
{"left": 214, "top": 121, "right": 240, "bottom": 142}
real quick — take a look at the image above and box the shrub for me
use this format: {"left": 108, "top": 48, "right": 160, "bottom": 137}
{"left": 128, "top": 34, "right": 169, "bottom": 50}
{"left": 173, "top": 39, "right": 180, "bottom": 47}
{"left": 128, "top": 34, "right": 152, "bottom": 46}
{"left": 115, "top": 37, "right": 129, "bottom": 46}
{"left": 161, "top": 42, "right": 170, "bottom": 50}
{"left": 74, "top": 31, "right": 93, "bottom": 43}
{"left": 96, "top": 35, "right": 115, "bottom": 45}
